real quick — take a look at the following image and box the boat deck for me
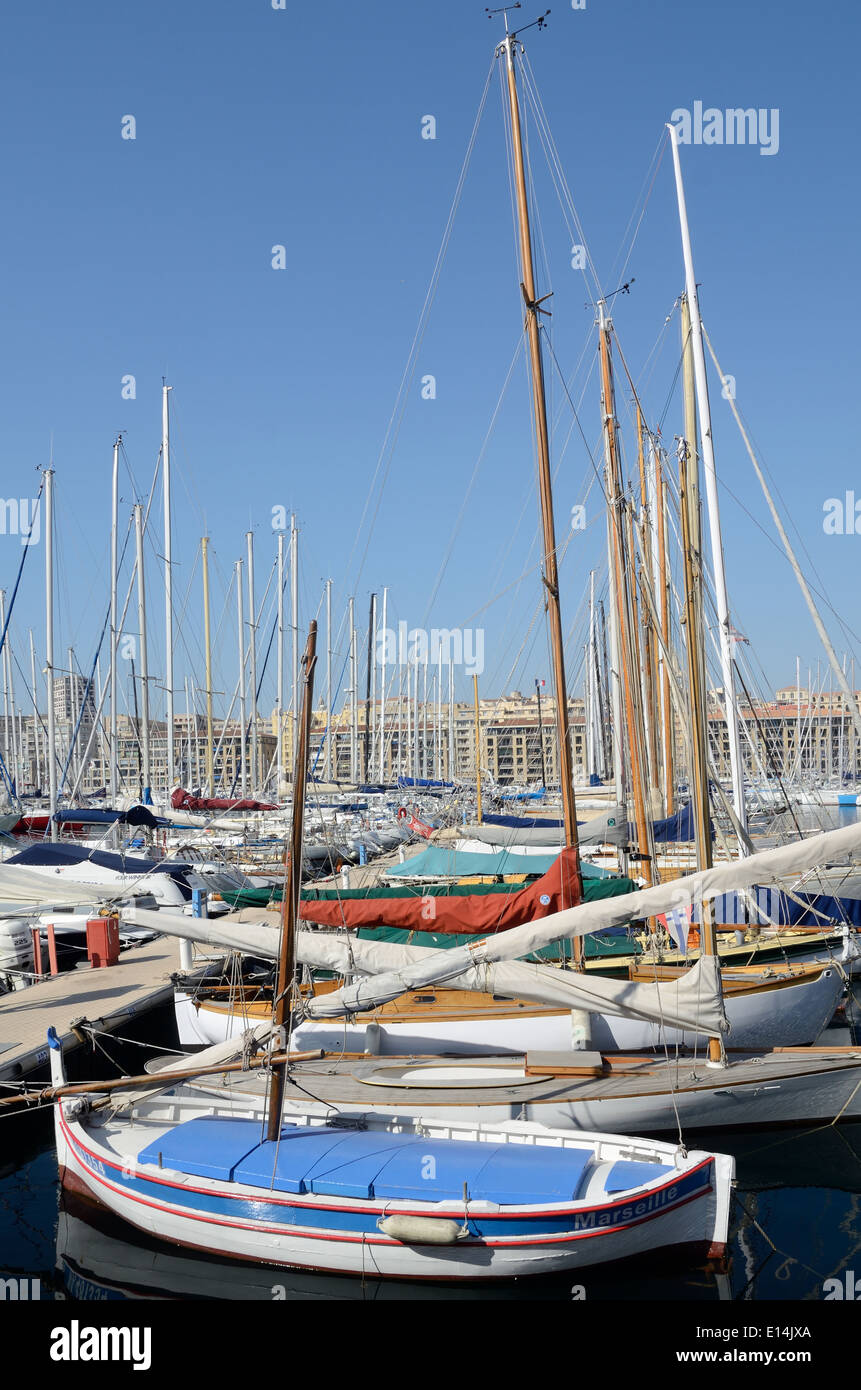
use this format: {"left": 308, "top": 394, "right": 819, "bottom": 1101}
{"left": 182, "top": 1046, "right": 861, "bottom": 1112}
{"left": 0, "top": 936, "right": 184, "bottom": 1086}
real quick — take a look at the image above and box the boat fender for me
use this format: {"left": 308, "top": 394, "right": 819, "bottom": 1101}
{"left": 363, "top": 1022, "right": 382, "bottom": 1055}
{"left": 377, "top": 1215, "right": 469, "bottom": 1245}
{"left": 570, "top": 1008, "right": 593, "bottom": 1051}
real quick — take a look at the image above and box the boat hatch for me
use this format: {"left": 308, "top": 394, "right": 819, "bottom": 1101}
{"left": 358, "top": 1064, "right": 531, "bottom": 1089}
{"left": 604, "top": 1160, "right": 673, "bottom": 1193}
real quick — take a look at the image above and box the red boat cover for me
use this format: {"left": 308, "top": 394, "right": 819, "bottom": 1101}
{"left": 170, "top": 789, "right": 279, "bottom": 813}
{"left": 298, "top": 847, "right": 581, "bottom": 935}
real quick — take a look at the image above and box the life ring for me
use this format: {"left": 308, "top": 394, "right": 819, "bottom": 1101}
{"left": 397, "top": 806, "right": 408, "bottom": 820}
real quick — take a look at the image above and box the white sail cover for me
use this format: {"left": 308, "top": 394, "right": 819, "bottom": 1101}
{"left": 298, "top": 932, "right": 725, "bottom": 1037}
{"left": 303, "top": 821, "right": 861, "bottom": 1020}
{"left": 461, "top": 805, "right": 627, "bottom": 849}
{"left": 0, "top": 863, "right": 114, "bottom": 908}
{"left": 126, "top": 906, "right": 724, "bottom": 1035}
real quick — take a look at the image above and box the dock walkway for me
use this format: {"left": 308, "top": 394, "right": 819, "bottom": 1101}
{"left": 0, "top": 936, "right": 183, "bottom": 1085}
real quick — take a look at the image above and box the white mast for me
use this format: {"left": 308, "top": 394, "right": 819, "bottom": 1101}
{"left": 667, "top": 123, "right": 747, "bottom": 848}
{"left": 0, "top": 592, "right": 15, "bottom": 796}
{"left": 1, "top": 592, "right": 9, "bottom": 779}
{"left": 67, "top": 646, "right": 78, "bottom": 793}
{"left": 29, "top": 629, "right": 42, "bottom": 792}
{"left": 413, "top": 653, "right": 420, "bottom": 778}
{"left": 325, "top": 578, "right": 333, "bottom": 781}
{"left": 134, "top": 504, "right": 151, "bottom": 798}
{"left": 406, "top": 658, "right": 412, "bottom": 780}
{"left": 162, "top": 383, "right": 175, "bottom": 792}
{"left": 44, "top": 466, "right": 57, "bottom": 839}
{"left": 348, "top": 596, "right": 358, "bottom": 782}
{"left": 421, "top": 659, "right": 428, "bottom": 779}
{"left": 110, "top": 435, "right": 120, "bottom": 806}
{"left": 246, "top": 531, "right": 258, "bottom": 792}
{"left": 378, "top": 586, "right": 387, "bottom": 783}
{"left": 448, "top": 658, "right": 455, "bottom": 780}
{"left": 436, "top": 649, "right": 443, "bottom": 779}
{"left": 587, "top": 570, "right": 599, "bottom": 781}
{"left": 184, "top": 677, "right": 192, "bottom": 786}
{"left": 277, "top": 531, "right": 284, "bottom": 792}
{"left": 236, "top": 559, "right": 247, "bottom": 796}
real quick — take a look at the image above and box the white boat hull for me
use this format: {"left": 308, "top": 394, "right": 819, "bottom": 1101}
{"left": 55, "top": 1098, "right": 732, "bottom": 1279}
{"left": 176, "top": 964, "right": 844, "bottom": 1054}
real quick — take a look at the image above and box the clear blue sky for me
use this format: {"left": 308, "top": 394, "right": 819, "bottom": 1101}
{"left": 1, "top": 0, "right": 859, "bottom": 725}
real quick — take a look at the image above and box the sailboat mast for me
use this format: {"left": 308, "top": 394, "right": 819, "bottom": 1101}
{"left": 202, "top": 536, "right": 214, "bottom": 793}
{"left": 349, "top": 596, "right": 358, "bottom": 782}
{"left": 277, "top": 531, "right": 285, "bottom": 792}
{"left": 655, "top": 448, "right": 675, "bottom": 815}
{"left": 266, "top": 619, "right": 317, "bottom": 1143}
{"left": 598, "top": 303, "right": 653, "bottom": 884}
{"left": 679, "top": 445, "right": 723, "bottom": 1064}
{"left": 668, "top": 125, "right": 747, "bottom": 848}
{"left": 110, "top": 435, "right": 120, "bottom": 807}
{"left": 587, "top": 572, "right": 598, "bottom": 782}
{"left": 246, "top": 531, "right": 258, "bottom": 792}
{"left": 379, "top": 586, "right": 388, "bottom": 783}
{"left": 325, "top": 579, "right": 333, "bottom": 782}
{"left": 500, "top": 31, "right": 580, "bottom": 856}
{"left": 162, "top": 383, "right": 174, "bottom": 792}
{"left": 448, "top": 658, "right": 455, "bottom": 780}
{"left": 29, "top": 630, "right": 42, "bottom": 793}
{"left": 473, "top": 673, "right": 482, "bottom": 823}
{"left": 236, "top": 559, "right": 247, "bottom": 796}
{"left": 44, "top": 466, "right": 57, "bottom": 840}
{"left": 290, "top": 514, "right": 298, "bottom": 780}
{"left": 134, "top": 504, "right": 151, "bottom": 799}
{"left": 636, "top": 411, "right": 660, "bottom": 802}
{"left": 363, "top": 594, "right": 374, "bottom": 784}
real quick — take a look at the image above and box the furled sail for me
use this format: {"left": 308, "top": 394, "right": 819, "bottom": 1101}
{"left": 463, "top": 805, "right": 628, "bottom": 848}
{"left": 305, "top": 821, "right": 861, "bottom": 1019}
{"left": 123, "top": 905, "right": 723, "bottom": 1036}
{"left": 297, "top": 847, "right": 584, "bottom": 933}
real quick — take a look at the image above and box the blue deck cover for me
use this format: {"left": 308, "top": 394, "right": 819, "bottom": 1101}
{"left": 233, "top": 1129, "right": 416, "bottom": 1197}
{"left": 139, "top": 1118, "right": 610, "bottom": 1205}
{"left": 137, "top": 1116, "right": 264, "bottom": 1181}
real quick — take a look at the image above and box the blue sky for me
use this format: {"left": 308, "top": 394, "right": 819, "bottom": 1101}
{"left": 0, "top": 0, "right": 859, "bottom": 725}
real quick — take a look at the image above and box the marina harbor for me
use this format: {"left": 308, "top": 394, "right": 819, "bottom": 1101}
{"left": 1, "top": 0, "right": 860, "bottom": 1339}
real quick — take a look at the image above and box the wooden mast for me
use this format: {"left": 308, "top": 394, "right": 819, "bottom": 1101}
{"left": 655, "top": 448, "right": 675, "bottom": 816}
{"left": 597, "top": 305, "right": 653, "bottom": 885}
{"left": 266, "top": 619, "right": 318, "bottom": 1142}
{"left": 500, "top": 26, "right": 581, "bottom": 874}
{"left": 636, "top": 409, "right": 660, "bottom": 806}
